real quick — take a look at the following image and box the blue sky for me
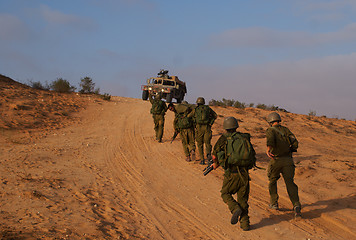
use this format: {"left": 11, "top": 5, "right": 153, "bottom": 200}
{"left": 1, "top": 0, "right": 356, "bottom": 120}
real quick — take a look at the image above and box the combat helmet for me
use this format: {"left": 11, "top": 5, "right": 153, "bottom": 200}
{"left": 196, "top": 97, "right": 205, "bottom": 105}
{"left": 267, "top": 112, "right": 281, "bottom": 123}
{"left": 223, "top": 117, "right": 239, "bottom": 130}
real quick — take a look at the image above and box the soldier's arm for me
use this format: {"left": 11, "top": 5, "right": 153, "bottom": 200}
{"left": 209, "top": 108, "right": 218, "bottom": 125}
{"left": 148, "top": 93, "right": 154, "bottom": 104}
{"left": 187, "top": 108, "right": 195, "bottom": 118}
{"left": 266, "top": 128, "right": 276, "bottom": 158}
{"left": 211, "top": 135, "right": 227, "bottom": 168}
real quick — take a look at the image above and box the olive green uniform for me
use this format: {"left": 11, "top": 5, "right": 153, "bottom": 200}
{"left": 173, "top": 104, "right": 195, "bottom": 157}
{"left": 149, "top": 95, "right": 167, "bottom": 142}
{"left": 266, "top": 125, "right": 301, "bottom": 208}
{"left": 189, "top": 105, "right": 217, "bottom": 160}
{"left": 213, "top": 133, "right": 250, "bottom": 229}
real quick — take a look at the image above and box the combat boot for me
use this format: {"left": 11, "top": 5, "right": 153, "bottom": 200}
{"left": 185, "top": 156, "right": 191, "bottom": 162}
{"left": 199, "top": 160, "right": 205, "bottom": 165}
{"left": 190, "top": 150, "right": 196, "bottom": 161}
{"left": 269, "top": 203, "right": 279, "bottom": 210}
{"left": 240, "top": 223, "right": 250, "bottom": 231}
{"left": 294, "top": 206, "right": 302, "bottom": 219}
{"left": 230, "top": 207, "right": 242, "bottom": 225}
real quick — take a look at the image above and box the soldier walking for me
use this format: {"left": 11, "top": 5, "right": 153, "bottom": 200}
{"left": 211, "top": 117, "right": 256, "bottom": 231}
{"left": 149, "top": 93, "right": 167, "bottom": 142}
{"left": 188, "top": 97, "right": 217, "bottom": 165}
{"left": 265, "top": 112, "right": 302, "bottom": 218}
{"left": 168, "top": 103, "right": 196, "bottom": 161}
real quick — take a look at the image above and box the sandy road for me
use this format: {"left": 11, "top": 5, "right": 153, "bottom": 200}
{"left": 84, "top": 96, "right": 355, "bottom": 240}
{"left": 1, "top": 96, "right": 355, "bottom": 239}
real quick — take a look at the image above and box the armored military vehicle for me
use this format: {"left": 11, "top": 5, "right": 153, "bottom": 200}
{"left": 141, "top": 69, "right": 187, "bottom": 103}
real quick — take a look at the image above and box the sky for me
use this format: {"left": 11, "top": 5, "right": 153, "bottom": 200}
{"left": 1, "top": 0, "right": 356, "bottom": 120}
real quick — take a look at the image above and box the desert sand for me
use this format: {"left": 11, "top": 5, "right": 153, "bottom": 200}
{"left": 1, "top": 75, "right": 355, "bottom": 239}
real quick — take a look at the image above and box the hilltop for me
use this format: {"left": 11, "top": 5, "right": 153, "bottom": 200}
{"left": 0, "top": 75, "right": 355, "bottom": 239}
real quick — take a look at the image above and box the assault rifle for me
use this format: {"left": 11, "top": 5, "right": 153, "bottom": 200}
{"left": 203, "top": 158, "right": 214, "bottom": 176}
{"left": 170, "top": 130, "right": 179, "bottom": 143}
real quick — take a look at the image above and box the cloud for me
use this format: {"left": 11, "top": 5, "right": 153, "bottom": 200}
{"left": 38, "top": 5, "right": 96, "bottom": 31}
{"left": 209, "top": 23, "right": 356, "bottom": 49}
{"left": 0, "top": 14, "right": 30, "bottom": 41}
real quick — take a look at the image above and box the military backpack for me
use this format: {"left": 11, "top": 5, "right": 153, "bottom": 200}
{"left": 195, "top": 105, "right": 211, "bottom": 125}
{"left": 218, "top": 132, "right": 256, "bottom": 169}
{"left": 176, "top": 112, "right": 193, "bottom": 129}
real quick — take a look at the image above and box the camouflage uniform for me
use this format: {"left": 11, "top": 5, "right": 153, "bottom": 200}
{"left": 266, "top": 124, "right": 301, "bottom": 209}
{"left": 189, "top": 104, "right": 217, "bottom": 162}
{"left": 149, "top": 94, "right": 167, "bottom": 142}
{"left": 213, "top": 132, "right": 250, "bottom": 230}
{"left": 173, "top": 104, "right": 196, "bottom": 159}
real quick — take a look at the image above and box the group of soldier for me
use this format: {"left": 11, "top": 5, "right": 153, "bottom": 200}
{"left": 148, "top": 93, "right": 301, "bottom": 232}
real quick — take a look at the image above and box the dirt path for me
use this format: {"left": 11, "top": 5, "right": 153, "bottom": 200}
{"left": 1, "top": 96, "right": 355, "bottom": 239}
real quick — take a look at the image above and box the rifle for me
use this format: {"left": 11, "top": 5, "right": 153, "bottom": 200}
{"left": 203, "top": 158, "right": 214, "bottom": 176}
{"left": 170, "top": 130, "right": 179, "bottom": 143}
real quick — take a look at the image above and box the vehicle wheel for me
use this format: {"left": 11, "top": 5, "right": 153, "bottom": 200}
{"left": 142, "top": 90, "right": 148, "bottom": 100}
{"left": 176, "top": 93, "right": 184, "bottom": 103}
{"left": 166, "top": 93, "right": 172, "bottom": 103}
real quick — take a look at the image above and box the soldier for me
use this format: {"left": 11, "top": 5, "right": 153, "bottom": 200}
{"left": 265, "top": 112, "right": 301, "bottom": 218}
{"left": 168, "top": 103, "right": 196, "bottom": 161}
{"left": 188, "top": 97, "right": 217, "bottom": 165}
{"left": 149, "top": 92, "right": 167, "bottom": 142}
{"left": 211, "top": 117, "right": 256, "bottom": 231}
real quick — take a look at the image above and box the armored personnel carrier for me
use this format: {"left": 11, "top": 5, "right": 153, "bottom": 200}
{"left": 141, "top": 69, "right": 187, "bottom": 103}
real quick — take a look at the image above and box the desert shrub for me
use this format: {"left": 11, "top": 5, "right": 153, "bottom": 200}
{"left": 28, "top": 80, "right": 50, "bottom": 90}
{"left": 233, "top": 100, "right": 246, "bottom": 109}
{"left": 101, "top": 93, "right": 111, "bottom": 101}
{"left": 50, "top": 78, "right": 76, "bottom": 93}
{"left": 79, "top": 76, "right": 95, "bottom": 94}
{"left": 308, "top": 110, "right": 316, "bottom": 117}
{"left": 256, "top": 103, "right": 267, "bottom": 110}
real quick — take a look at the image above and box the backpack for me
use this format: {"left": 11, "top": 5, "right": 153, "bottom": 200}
{"left": 151, "top": 100, "right": 165, "bottom": 115}
{"left": 271, "top": 127, "right": 298, "bottom": 152}
{"left": 195, "top": 105, "right": 210, "bottom": 125}
{"left": 219, "top": 132, "right": 256, "bottom": 169}
{"left": 176, "top": 112, "right": 193, "bottom": 129}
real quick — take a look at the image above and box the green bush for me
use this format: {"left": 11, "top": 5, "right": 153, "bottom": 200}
{"left": 79, "top": 76, "right": 95, "bottom": 94}
{"left": 50, "top": 78, "right": 76, "bottom": 93}
{"left": 28, "top": 80, "right": 50, "bottom": 90}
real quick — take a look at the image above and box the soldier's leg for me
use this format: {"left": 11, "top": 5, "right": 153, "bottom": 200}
{"left": 180, "top": 130, "right": 190, "bottom": 158}
{"left": 157, "top": 115, "right": 164, "bottom": 141}
{"left": 187, "top": 129, "right": 196, "bottom": 161}
{"left": 220, "top": 173, "right": 240, "bottom": 214}
{"left": 281, "top": 165, "right": 301, "bottom": 207}
{"left": 152, "top": 115, "right": 160, "bottom": 140}
{"left": 204, "top": 125, "right": 213, "bottom": 158}
{"left": 236, "top": 173, "right": 250, "bottom": 230}
{"left": 196, "top": 125, "right": 205, "bottom": 160}
{"left": 268, "top": 162, "right": 281, "bottom": 207}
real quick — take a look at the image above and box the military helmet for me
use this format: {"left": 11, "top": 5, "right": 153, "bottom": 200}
{"left": 267, "top": 112, "right": 281, "bottom": 123}
{"left": 223, "top": 117, "right": 239, "bottom": 130}
{"left": 196, "top": 97, "right": 205, "bottom": 105}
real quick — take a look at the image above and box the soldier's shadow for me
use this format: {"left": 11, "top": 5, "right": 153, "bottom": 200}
{"left": 252, "top": 194, "right": 356, "bottom": 230}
